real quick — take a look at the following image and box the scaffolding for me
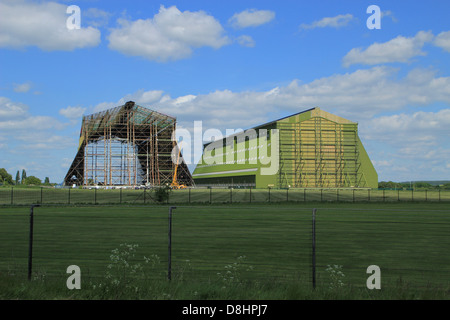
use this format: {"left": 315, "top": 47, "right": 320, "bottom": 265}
{"left": 277, "top": 116, "right": 368, "bottom": 188}
{"left": 63, "top": 101, "right": 193, "bottom": 188}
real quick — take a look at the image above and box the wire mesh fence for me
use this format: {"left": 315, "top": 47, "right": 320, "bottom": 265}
{"left": 0, "top": 204, "right": 449, "bottom": 292}
{"left": 1, "top": 187, "right": 450, "bottom": 206}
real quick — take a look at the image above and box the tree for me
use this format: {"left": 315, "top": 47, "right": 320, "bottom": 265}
{"left": 0, "top": 168, "right": 13, "bottom": 185}
{"left": 378, "top": 181, "right": 402, "bottom": 189}
{"left": 15, "top": 171, "right": 20, "bottom": 185}
{"left": 44, "top": 177, "right": 50, "bottom": 185}
{"left": 21, "top": 169, "right": 27, "bottom": 184}
{"left": 24, "top": 176, "right": 41, "bottom": 186}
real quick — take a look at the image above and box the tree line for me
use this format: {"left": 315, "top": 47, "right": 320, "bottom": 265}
{"left": 378, "top": 181, "right": 450, "bottom": 190}
{"left": 0, "top": 168, "right": 51, "bottom": 186}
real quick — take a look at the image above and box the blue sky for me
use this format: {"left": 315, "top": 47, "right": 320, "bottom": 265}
{"left": 1, "top": 0, "right": 450, "bottom": 184}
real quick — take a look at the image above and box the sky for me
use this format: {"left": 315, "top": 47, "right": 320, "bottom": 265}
{"left": 0, "top": 0, "right": 450, "bottom": 184}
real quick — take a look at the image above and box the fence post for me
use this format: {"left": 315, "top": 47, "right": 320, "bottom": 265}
{"left": 249, "top": 187, "right": 252, "bottom": 203}
{"left": 312, "top": 208, "right": 317, "bottom": 290}
{"left": 209, "top": 188, "right": 212, "bottom": 204}
{"left": 168, "top": 206, "right": 176, "bottom": 281}
{"left": 268, "top": 187, "right": 271, "bottom": 203}
{"left": 40, "top": 187, "right": 43, "bottom": 204}
{"left": 28, "top": 204, "right": 40, "bottom": 281}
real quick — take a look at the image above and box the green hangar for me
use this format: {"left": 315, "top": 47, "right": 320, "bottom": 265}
{"left": 192, "top": 107, "right": 378, "bottom": 189}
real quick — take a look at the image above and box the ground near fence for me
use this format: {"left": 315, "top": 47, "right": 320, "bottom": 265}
{"left": 0, "top": 202, "right": 449, "bottom": 299}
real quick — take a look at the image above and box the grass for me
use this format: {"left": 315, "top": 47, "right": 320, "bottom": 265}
{"left": 0, "top": 202, "right": 449, "bottom": 299}
{"left": 1, "top": 187, "right": 450, "bottom": 205}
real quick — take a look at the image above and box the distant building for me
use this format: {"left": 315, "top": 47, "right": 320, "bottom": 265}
{"left": 192, "top": 107, "right": 378, "bottom": 189}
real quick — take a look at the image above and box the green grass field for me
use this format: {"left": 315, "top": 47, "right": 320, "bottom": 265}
{"left": 1, "top": 187, "right": 450, "bottom": 205}
{"left": 0, "top": 202, "right": 449, "bottom": 299}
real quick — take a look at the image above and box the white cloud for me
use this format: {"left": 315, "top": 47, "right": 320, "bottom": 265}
{"left": 0, "top": 96, "right": 67, "bottom": 131}
{"left": 92, "top": 89, "right": 165, "bottom": 113}
{"left": 343, "top": 30, "right": 434, "bottom": 67}
{"left": 300, "top": 14, "right": 355, "bottom": 30}
{"left": 364, "top": 109, "right": 450, "bottom": 138}
{"left": 434, "top": 31, "right": 450, "bottom": 53}
{"left": 59, "top": 106, "right": 87, "bottom": 120}
{"left": 229, "top": 9, "right": 275, "bottom": 29}
{"left": 91, "top": 66, "right": 450, "bottom": 132}
{"left": 83, "top": 7, "right": 111, "bottom": 27}
{"left": 13, "top": 82, "right": 32, "bottom": 93}
{"left": 108, "top": 5, "right": 230, "bottom": 62}
{"left": 0, "top": 0, "right": 101, "bottom": 51}
{"left": 360, "top": 109, "right": 450, "bottom": 180}
{"left": 237, "top": 35, "right": 256, "bottom": 47}
{"left": 0, "top": 97, "right": 29, "bottom": 119}
{"left": 381, "top": 10, "right": 398, "bottom": 23}
{"left": 0, "top": 115, "right": 65, "bottom": 131}
{"left": 17, "top": 133, "right": 75, "bottom": 150}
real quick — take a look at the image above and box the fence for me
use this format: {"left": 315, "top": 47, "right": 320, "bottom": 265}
{"left": 0, "top": 187, "right": 449, "bottom": 205}
{"left": 1, "top": 205, "right": 449, "bottom": 293}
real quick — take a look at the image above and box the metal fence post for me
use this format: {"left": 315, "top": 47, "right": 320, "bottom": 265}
{"left": 28, "top": 204, "right": 40, "bottom": 281}
{"left": 312, "top": 208, "right": 317, "bottom": 290}
{"left": 168, "top": 206, "right": 176, "bottom": 281}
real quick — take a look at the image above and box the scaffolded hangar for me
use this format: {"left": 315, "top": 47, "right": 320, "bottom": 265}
{"left": 192, "top": 107, "right": 378, "bottom": 189}
{"left": 64, "top": 101, "right": 193, "bottom": 188}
